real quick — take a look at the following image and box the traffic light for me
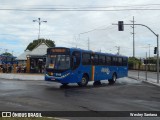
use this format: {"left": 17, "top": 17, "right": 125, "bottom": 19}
{"left": 154, "top": 47, "right": 157, "bottom": 54}
{"left": 118, "top": 21, "right": 124, "bottom": 31}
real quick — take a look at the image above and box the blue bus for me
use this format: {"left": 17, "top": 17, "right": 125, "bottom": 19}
{"left": 45, "top": 47, "right": 128, "bottom": 86}
{"left": 0, "top": 55, "right": 17, "bottom": 65}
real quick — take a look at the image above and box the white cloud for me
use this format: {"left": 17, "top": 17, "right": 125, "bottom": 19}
{"left": 0, "top": 0, "right": 159, "bottom": 58}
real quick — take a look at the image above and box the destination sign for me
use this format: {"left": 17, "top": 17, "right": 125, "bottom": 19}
{"left": 47, "top": 48, "right": 70, "bottom": 54}
{"left": 51, "top": 48, "right": 67, "bottom": 53}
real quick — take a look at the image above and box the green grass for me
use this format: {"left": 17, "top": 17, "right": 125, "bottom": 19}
{"left": 0, "top": 117, "right": 56, "bottom": 120}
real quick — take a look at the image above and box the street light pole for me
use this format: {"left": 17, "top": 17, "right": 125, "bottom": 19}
{"left": 12, "top": 51, "right": 14, "bottom": 56}
{"left": 148, "top": 44, "right": 150, "bottom": 71}
{"left": 131, "top": 16, "right": 135, "bottom": 57}
{"left": 115, "top": 46, "right": 120, "bottom": 55}
{"left": 157, "top": 35, "right": 159, "bottom": 83}
{"left": 38, "top": 18, "right": 41, "bottom": 40}
{"left": 148, "top": 44, "right": 150, "bottom": 58}
{"left": 33, "top": 18, "right": 47, "bottom": 40}
{"left": 132, "top": 24, "right": 159, "bottom": 84}
{"left": 113, "top": 22, "right": 159, "bottom": 84}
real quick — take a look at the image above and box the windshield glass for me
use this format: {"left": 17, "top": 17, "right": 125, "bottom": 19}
{"left": 46, "top": 55, "right": 70, "bottom": 70}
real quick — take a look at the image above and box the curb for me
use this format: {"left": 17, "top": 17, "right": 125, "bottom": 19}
{"left": 128, "top": 76, "right": 160, "bottom": 87}
{"left": 128, "top": 76, "right": 141, "bottom": 81}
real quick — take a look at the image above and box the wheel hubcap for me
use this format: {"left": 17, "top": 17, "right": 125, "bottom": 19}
{"left": 82, "top": 78, "right": 86, "bottom": 85}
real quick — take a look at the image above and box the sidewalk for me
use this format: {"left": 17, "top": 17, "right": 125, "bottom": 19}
{"left": 128, "top": 70, "right": 160, "bottom": 87}
{"left": 0, "top": 73, "right": 44, "bottom": 80}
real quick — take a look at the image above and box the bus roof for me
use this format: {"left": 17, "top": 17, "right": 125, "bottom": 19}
{"left": 48, "top": 47, "right": 128, "bottom": 58}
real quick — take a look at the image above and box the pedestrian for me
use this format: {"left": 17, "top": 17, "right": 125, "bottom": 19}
{"left": 24, "top": 65, "right": 26, "bottom": 73}
{"left": 0, "top": 65, "right": 2, "bottom": 73}
{"left": 21, "top": 64, "right": 24, "bottom": 73}
{"left": 2, "top": 64, "right": 6, "bottom": 73}
{"left": 17, "top": 65, "right": 21, "bottom": 73}
{"left": 8, "top": 64, "right": 12, "bottom": 73}
{"left": 16, "top": 65, "right": 18, "bottom": 73}
{"left": 19, "top": 65, "right": 22, "bottom": 73}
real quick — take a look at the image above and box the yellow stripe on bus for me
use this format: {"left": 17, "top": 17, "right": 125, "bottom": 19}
{"left": 91, "top": 65, "right": 95, "bottom": 81}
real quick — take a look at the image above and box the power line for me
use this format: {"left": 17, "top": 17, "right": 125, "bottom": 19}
{"left": 79, "top": 25, "right": 114, "bottom": 35}
{"left": 2, "top": 3, "right": 160, "bottom": 9}
{"left": 2, "top": 3, "right": 160, "bottom": 12}
{"left": 1, "top": 8, "right": 160, "bottom": 11}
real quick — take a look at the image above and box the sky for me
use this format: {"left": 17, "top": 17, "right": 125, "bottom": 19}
{"left": 0, "top": 0, "right": 160, "bottom": 58}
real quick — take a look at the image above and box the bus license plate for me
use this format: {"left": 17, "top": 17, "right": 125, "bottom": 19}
{"left": 51, "top": 78, "right": 55, "bottom": 80}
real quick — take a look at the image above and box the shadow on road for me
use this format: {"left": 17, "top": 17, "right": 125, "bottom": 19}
{"left": 45, "top": 83, "right": 110, "bottom": 91}
{"left": 44, "top": 77, "right": 142, "bottom": 91}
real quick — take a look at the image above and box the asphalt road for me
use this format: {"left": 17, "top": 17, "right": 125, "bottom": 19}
{"left": 0, "top": 77, "right": 160, "bottom": 120}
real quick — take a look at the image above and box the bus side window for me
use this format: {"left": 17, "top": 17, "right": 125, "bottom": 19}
{"left": 99, "top": 55, "right": 105, "bottom": 65}
{"left": 72, "top": 51, "right": 81, "bottom": 69}
{"left": 118, "top": 57, "right": 122, "bottom": 66}
{"left": 82, "top": 53, "right": 91, "bottom": 65}
{"left": 111, "top": 57, "right": 114, "bottom": 66}
{"left": 123, "top": 58, "right": 128, "bottom": 66}
{"left": 112, "top": 57, "right": 117, "bottom": 66}
{"left": 93, "top": 54, "right": 99, "bottom": 65}
{"left": 106, "top": 56, "right": 111, "bottom": 66}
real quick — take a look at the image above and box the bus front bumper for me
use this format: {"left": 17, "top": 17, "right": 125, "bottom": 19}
{"left": 45, "top": 73, "right": 70, "bottom": 83}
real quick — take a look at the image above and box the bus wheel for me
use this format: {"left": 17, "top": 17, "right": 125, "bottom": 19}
{"left": 109, "top": 73, "right": 117, "bottom": 85}
{"left": 78, "top": 75, "right": 88, "bottom": 87}
{"left": 61, "top": 83, "right": 69, "bottom": 86}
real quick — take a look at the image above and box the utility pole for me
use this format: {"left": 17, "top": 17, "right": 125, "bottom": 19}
{"left": 131, "top": 16, "right": 135, "bottom": 58}
{"left": 157, "top": 34, "right": 159, "bottom": 83}
{"left": 33, "top": 18, "right": 47, "bottom": 42}
{"left": 78, "top": 34, "right": 80, "bottom": 48}
{"left": 115, "top": 46, "right": 120, "bottom": 55}
{"left": 88, "top": 37, "right": 90, "bottom": 50}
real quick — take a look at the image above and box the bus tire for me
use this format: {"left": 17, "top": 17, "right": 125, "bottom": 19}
{"left": 77, "top": 75, "right": 88, "bottom": 87}
{"left": 61, "top": 83, "right": 69, "bottom": 86}
{"left": 109, "top": 73, "right": 117, "bottom": 85}
{"left": 93, "top": 81, "right": 101, "bottom": 86}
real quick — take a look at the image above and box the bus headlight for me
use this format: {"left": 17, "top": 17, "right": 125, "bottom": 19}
{"left": 46, "top": 72, "right": 53, "bottom": 76}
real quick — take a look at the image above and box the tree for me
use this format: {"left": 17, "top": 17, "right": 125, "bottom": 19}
{"left": 26, "top": 38, "right": 55, "bottom": 51}
{"left": 128, "top": 57, "right": 141, "bottom": 69}
{"left": 1, "top": 52, "right": 12, "bottom": 56}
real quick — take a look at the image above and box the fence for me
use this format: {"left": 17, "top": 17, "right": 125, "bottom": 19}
{"left": 129, "top": 63, "right": 157, "bottom": 72}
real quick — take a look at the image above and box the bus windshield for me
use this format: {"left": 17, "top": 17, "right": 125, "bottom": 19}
{"left": 46, "top": 55, "right": 70, "bottom": 70}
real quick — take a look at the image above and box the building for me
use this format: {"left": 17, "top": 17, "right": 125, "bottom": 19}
{"left": 0, "top": 55, "right": 17, "bottom": 73}
{"left": 16, "top": 50, "right": 31, "bottom": 65}
{"left": 17, "top": 42, "right": 50, "bottom": 73}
